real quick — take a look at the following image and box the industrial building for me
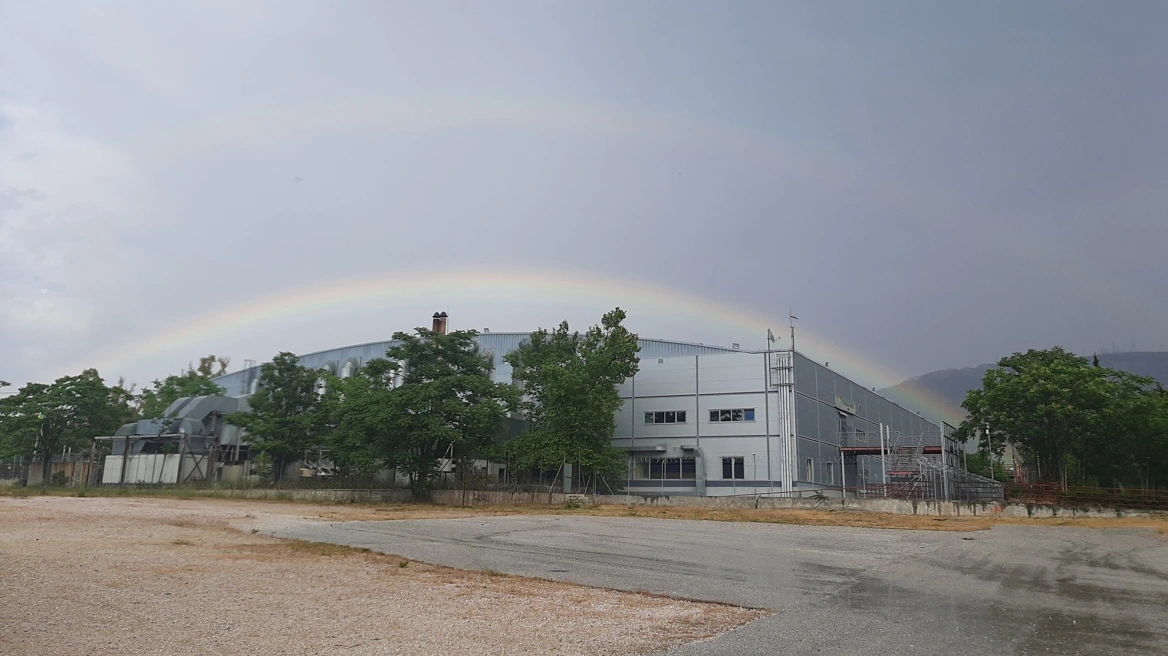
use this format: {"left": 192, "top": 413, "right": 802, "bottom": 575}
{"left": 615, "top": 350, "right": 962, "bottom": 496}
{"left": 204, "top": 313, "right": 970, "bottom": 498}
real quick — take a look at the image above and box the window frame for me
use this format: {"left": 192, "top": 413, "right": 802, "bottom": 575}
{"left": 709, "top": 408, "right": 757, "bottom": 423}
{"left": 634, "top": 457, "right": 697, "bottom": 480}
{"left": 721, "top": 456, "right": 745, "bottom": 480}
{"left": 644, "top": 410, "right": 688, "bottom": 425}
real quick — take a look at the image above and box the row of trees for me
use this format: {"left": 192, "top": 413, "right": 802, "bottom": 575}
{"left": 959, "top": 347, "right": 1168, "bottom": 489}
{"left": 0, "top": 371, "right": 135, "bottom": 483}
{"left": 0, "top": 356, "right": 233, "bottom": 482}
{"left": 227, "top": 309, "right": 641, "bottom": 496}
{"left": 0, "top": 310, "right": 640, "bottom": 493}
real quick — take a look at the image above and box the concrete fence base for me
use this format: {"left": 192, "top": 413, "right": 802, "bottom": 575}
{"left": 208, "top": 487, "right": 1162, "bottom": 520}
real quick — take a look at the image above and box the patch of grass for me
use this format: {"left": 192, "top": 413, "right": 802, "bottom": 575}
{"left": 399, "top": 560, "right": 409, "bottom": 568}
{"left": 0, "top": 485, "right": 217, "bottom": 500}
{"left": 171, "top": 538, "right": 196, "bottom": 546}
{"left": 281, "top": 539, "right": 357, "bottom": 557}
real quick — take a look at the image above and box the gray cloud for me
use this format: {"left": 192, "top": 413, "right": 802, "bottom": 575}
{"left": 1, "top": 1, "right": 1166, "bottom": 390}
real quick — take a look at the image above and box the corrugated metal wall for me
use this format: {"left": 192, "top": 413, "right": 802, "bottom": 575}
{"left": 792, "top": 351, "right": 942, "bottom": 486}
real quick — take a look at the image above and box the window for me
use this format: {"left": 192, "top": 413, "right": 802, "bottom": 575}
{"left": 805, "top": 458, "right": 815, "bottom": 482}
{"left": 634, "top": 457, "right": 696, "bottom": 480}
{"left": 644, "top": 410, "right": 687, "bottom": 424}
{"left": 839, "top": 412, "right": 852, "bottom": 437}
{"left": 722, "top": 457, "right": 745, "bottom": 479}
{"left": 825, "top": 462, "right": 834, "bottom": 485}
{"left": 709, "top": 408, "right": 756, "bottom": 422}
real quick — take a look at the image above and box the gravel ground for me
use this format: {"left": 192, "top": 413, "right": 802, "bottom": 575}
{"left": 0, "top": 497, "right": 763, "bottom": 656}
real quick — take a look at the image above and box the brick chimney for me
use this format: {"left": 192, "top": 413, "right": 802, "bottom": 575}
{"left": 431, "top": 311, "right": 448, "bottom": 334}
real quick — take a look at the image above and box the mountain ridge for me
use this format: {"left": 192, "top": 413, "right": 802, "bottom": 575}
{"left": 878, "top": 351, "right": 1168, "bottom": 425}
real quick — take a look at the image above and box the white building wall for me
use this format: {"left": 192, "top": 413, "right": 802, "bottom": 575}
{"left": 615, "top": 352, "right": 796, "bottom": 496}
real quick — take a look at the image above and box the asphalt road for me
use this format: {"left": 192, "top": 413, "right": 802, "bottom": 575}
{"left": 276, "top": 516, "right": 1168, "bottom": 655}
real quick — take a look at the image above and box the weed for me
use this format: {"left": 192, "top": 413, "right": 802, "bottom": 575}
{"left": 171, "top": 538, "right": 195, "bottom": 546}
{"left": 399, "top": 560, "right": 408, "bottom": 568}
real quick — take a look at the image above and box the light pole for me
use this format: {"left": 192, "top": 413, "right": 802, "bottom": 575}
{"left": 986, "top": 424, "right": 994, "bottom": 481}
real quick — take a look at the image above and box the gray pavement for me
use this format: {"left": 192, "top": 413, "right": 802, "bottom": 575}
{"left": 275, "top": 516, "right": 1168, "bottom": 655}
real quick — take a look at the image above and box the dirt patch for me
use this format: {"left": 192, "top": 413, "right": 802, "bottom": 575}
{"left": 0, "top": 497, "right": 763, "bottom": 656}
{"left": 562, "top": 505, "right": 1168, "bottom": 534}
{"left": 209, "top": 497, "right": 1166, "bottom": 535}
{"left": 6, "top": 487, "right": 1166, "bottom": 535}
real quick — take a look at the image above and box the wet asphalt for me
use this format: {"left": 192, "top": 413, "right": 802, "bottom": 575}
{"left": 275, "top": 515, "right": 1168, "bottom": 655}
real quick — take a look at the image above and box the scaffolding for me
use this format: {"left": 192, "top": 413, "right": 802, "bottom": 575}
{"left": 840, "top": 426, "right": 1003, "bottom": 502}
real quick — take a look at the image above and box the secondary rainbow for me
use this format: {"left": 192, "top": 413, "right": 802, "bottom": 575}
{"left": 82, "top": 269, "right": 962, "bottom": 423}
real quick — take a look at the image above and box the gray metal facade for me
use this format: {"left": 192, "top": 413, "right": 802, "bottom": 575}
{"left": 612, "top": 350, "right": 947, "bottom": 496}
{"left": 792, "top": 352, "right": 942, "bottom": 490}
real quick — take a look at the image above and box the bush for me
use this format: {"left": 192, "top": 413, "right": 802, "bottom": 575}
{"left": 50, "top": 472, "right": 69, "bottom": 486}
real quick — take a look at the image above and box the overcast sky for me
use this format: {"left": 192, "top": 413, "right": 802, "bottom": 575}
{"left": 2, "top": 1, "right": 1166, "bottom": 391}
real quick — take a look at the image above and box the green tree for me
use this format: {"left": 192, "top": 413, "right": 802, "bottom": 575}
{"left": 323, "top": 358, "right": 399, "bottom": 475}
{"left": 959, "top": 347, "right": 1167, "bottom": 488}
{"left": 377, "top": 328, "right": 517, "bottom": 498}
{"left": 1096, "top": 377, "right": 1168, "bottom": 488}
{"left": 138, "top": 355, "right": 229, "bottom": 418}
{"left": 962, "top": 348, "right": 1112, "bottom": 485}
{"left": 0, "top": 369, "right": 134, "bottom": 483}
{"left": 503, "top": 308, "right": 641, "bottom": 490}
{"left": 227, "top": 353, "right": 324, "bottom": 482}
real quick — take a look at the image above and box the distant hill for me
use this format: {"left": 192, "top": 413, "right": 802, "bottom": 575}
{"left": 878, "top": 352, "right": 1168, "bottom": 425}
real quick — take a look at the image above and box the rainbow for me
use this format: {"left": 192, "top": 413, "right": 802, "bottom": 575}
{"left": 78, "top": 268, "right": 963, "bottom": 423}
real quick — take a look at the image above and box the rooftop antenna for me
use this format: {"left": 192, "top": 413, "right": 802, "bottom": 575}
{"left": 789, "top": 309, "right": 798, "bottom": 353}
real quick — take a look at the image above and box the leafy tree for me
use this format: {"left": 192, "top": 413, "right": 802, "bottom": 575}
{"left": 962, "top": 348, "right": 1113, "bottom": 485}
{"left": 138, "top": 355, "right": 229, "bottom": 418}
{"left": 503, "top": 308, "right": 640, "bottom": 490}
{"left": 0, "top": 369, "right": 134, "bottom": 483}
{"left": 1096, "top": 377, "right": 1168, "bottom": 488}
{"left": 960, "top": 347, "right": 1168, "bottom": 488}
{"left": 227, "top": 353, "right": 324, "bottom": 482}
{"left": 375, "top": 329, "right": 517, "bottom": 498}
{"left": 323, "top": 358, "right": 399, "bottom": 475}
